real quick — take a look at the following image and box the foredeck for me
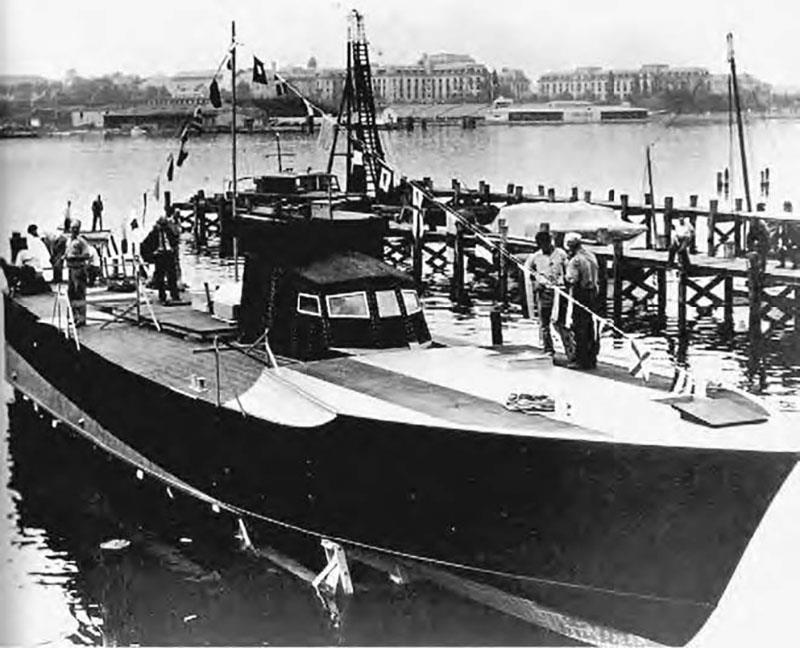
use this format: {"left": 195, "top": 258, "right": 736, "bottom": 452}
{"left": 12, "top": 288, "right": 800, "bottom": 452}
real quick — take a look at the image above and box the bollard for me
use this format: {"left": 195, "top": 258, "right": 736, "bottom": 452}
{"left": 608, "top": 189, "right": 615, "bottom": 202}
{"left": 514, "top": 185, "right": 524, "bottom": 202}
{"left": 506, "top": 183, "right": 515, "bottom": 196}
{"left": 490, "top": 307, "right": 503, "bottom": 346}
{"left": 547, "top": 187, "right": 555, "bottom": 201}
{"left": 538, "top": 184, "right": 545, "bottom": 196}
{"left": 584, "top": 190, "right": 592, "bottom": 202}
{"left": 570, "top": 186, "right": 578, "bottom": 201}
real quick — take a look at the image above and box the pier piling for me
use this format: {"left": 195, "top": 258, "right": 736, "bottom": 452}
{"left": 612, "top": 240, "right": 624, "bottom": 325}
{"left": 451, "top": 221, "right": 467, "bottom": 307}
{"left": 497, "top": 218, "right": 509, "bottom": 306}
{"left": 678, "top": 271, "right": 688, "bottom": 334}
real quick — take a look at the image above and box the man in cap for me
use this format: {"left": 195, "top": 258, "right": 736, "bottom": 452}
{"left": 523, "top": 229, "right": 571, "bottom": 356}
{"left": 564, "top": 232, "right": 600, "bottom": 369}
{"left": 141, "top": 216, "right": 180, "bottom": 303}
{"left": 64, "top": 218, "right": 92, "bottom": 326}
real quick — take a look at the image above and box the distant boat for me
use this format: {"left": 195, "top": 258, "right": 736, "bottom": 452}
{"left": 492, "top": 200, "right": 647, "bottom": 244}
{"left": 485, "top": 97, "right": 649, "bottom": 124}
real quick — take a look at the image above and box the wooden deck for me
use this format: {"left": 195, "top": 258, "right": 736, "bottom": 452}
{"left": 18, "top": 292, "right": 264, "bottom": 407}
{"left": 591, "top": 245, "right": 800, "bottom": 283}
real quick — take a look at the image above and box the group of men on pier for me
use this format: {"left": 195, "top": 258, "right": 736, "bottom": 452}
{"left": 524, "top": 230, "right": 600, "bottom": 369}
{"left": 2, "top": 199, "right": 183, "bottom": 327}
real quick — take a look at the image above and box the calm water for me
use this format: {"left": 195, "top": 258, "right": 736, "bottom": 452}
{"left": 2, "top": 120, "right": 800, "bottom": 646}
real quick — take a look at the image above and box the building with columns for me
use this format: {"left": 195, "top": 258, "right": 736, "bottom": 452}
{"left": 371, "top": 53, "right": 493, "bottom": 104}
{"left": 538, "top": 65, "right": 712, "bottom": 102}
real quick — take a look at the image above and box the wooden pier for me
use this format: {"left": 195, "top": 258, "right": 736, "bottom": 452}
{"left": 173, "top": 177, "right": 800, "bottom": 343}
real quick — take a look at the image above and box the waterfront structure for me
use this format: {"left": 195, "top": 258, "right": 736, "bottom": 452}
{"left": 538, "top": 64, "right": 712, "bottom": 102}
{"left": 484, "top": 98, "right": 648, "bottom": 124}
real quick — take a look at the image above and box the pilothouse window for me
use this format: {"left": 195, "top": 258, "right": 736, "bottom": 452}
{"left": 297, "top": 293, "right": 321, "bottom": 316}
{"left": 326, "top": 292, "right": 370, "bottom": 319}
{"left": 401, "top": 290, "right": 421, "bottom": 314}
{"left": 376, "top": 290, "right": 401, "bottom": 318}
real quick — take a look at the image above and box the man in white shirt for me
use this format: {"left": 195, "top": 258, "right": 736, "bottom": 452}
{"left": 667, "top": 216, "right": 694, "bottom": 271}
{"left": 523, "top": 230, "right": 571, "bottom": 355}
{"left": 18, "top": 225, "right": 53, "bottom": 281}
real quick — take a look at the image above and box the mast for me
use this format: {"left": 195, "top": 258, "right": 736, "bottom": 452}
{"left": 727, "top": 33, "right": 752, "bottom": 212}
{"left": 231, "top": 20, "right": 239, "bottom": 281}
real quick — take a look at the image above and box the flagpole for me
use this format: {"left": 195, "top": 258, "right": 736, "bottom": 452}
{"left": 231, "top": 20, "right": 239, "bottom": 281}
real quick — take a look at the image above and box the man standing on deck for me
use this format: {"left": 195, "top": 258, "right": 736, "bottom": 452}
{"left": 91, "top": 195, "right": 104, "bottom": 231}
{"left": 564, "top": 232, "right": 599, "bottom": 369}
{"left": 141, "top": 217, "right": 180, "bottom": 304}
{"left": 523, "top": 230, "right": 571, "bottom": 356}
{"left": 65, "top": 219, "right": 92, "bottom": 327}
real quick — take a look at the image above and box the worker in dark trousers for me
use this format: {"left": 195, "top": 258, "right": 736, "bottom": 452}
{"left": 142, "top": 217, "right": 180, "bottom": 303}
{"left": 91, "top": 195, "right": 104, "bottom": 231}
{"left": 564, "top": 232, "right": 600, "bottom": 369}
{"left": 64, "top": 219, "right": 92, "bottom": 326}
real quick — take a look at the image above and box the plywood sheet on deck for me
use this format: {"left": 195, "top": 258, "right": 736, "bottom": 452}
{"left": 294, "top": 356, "right": 583, "bottom": 434}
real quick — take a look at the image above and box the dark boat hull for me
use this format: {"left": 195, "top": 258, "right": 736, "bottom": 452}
{"left": 4, "top": 297, "right": 797, "bottom": 644}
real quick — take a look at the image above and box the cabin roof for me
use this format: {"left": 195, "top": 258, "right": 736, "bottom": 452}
{"left": 294, "top": 250, "right": 411, "bottom": 286}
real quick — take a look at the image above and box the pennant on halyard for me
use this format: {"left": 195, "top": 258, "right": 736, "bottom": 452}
{"left": 351, "top": 139, "right": 364, "bottom": 167}
{"left": 411, "top": 184, "right": 424, "bottom": 210}
{"left": 166, "top": 154, "right": 175, "bottom": 182}
{"left": 274, "top": 74, "right": 288, "bottom": 96}
{"left": 628, "top": 340, "right": 652, "bottom": 381}
{"left": 176, "top": 143, "right": 189, "bottom": 167}
{"left": 209, "top": 79, "right": 222, "bottom": 108}
{"left": 593, "top": 313, "right": 605, "bottom": 340}
{"left": 180, "top": 108, "right": 203, "bottom": 142}
{"left": 252, "top": 56, "right": 268, "bottom": 85}
{"left": 378, "top": 163, "right": 393, "bottom": 193}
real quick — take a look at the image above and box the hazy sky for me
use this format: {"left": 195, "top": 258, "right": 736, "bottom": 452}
{"left": 1, "top": 0, "right": 798, "bottom": 86}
